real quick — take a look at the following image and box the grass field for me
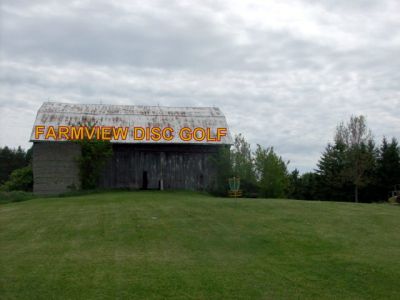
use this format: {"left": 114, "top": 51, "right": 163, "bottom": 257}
{"left": 1, "top": 191, "right": 399, "bottom": 299}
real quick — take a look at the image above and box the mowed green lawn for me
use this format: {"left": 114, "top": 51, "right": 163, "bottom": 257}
{"left": 1, "top": 191, "right": 399, "bottom": 299}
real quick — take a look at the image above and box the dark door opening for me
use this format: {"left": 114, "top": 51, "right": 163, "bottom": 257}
{"left": 199, "top": 174, "right": 204, "bottom": 190}
{"left": 142, "top": 171, "right": 148, "bottom": 190}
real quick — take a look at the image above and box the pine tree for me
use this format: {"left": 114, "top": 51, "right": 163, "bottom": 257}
{"left": 316, "top": 141, "right": 351, "bottom": 201}
{"left": 299, "top": 172, "right": 319, "bottom": 200}
{"left": 0, "top": 146, "right": 29, "bottom": 184}
{"left": 376, "top": 137, "right": 400, "bottom": 199}
{"left": 287, "top": 169, "right": 301, "bottom": 199}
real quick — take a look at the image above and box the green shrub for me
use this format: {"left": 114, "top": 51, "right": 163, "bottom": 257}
{"left": 77, "top": 140, "right": 113, "bottom": 190}
{"left": 0, "top": 166, "right": 33, "bottom": 192}
{"left": 0, "top": 191, "right": 36, "bottom": 203}
{"left": 209, "top": 146, "right": 232, "bottom": 196}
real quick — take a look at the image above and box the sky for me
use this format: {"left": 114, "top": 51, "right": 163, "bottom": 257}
{"left": 0, "top": 0, "right": 399, "bottom": 172}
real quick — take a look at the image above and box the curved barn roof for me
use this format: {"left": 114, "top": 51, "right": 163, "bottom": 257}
{"left": 30, "top": 102, "right": 232, "bottom": 144}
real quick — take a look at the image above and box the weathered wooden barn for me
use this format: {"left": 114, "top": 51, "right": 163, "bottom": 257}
{"left": 30, "top": 102, "right": 232, "bottom": 195}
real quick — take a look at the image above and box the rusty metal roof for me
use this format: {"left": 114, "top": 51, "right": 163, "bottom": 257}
{"left": 30, "top": 102, "right": 232, "bottom": 144}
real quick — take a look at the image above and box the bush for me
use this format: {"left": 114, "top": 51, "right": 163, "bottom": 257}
{"left": 0, "top": 191, "right": 36, "bottom": 203}
{"left": 241, "top": 179, "right": 260, "bottom": 197}
{"left": 77, "top": 140, "right": 113, "bottom": 190}
{"left": 209, "top": 146, "right": 232, "bottom": 196}
{"left": 0, "top": 146, "right": 31, "bottom": 185}
{"left": 0, "top": 166, "right": 33, "bottom": 192}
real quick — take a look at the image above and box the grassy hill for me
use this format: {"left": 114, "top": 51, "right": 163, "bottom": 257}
{"left": 1, "top": 191, "right": 399, "bottom": 299}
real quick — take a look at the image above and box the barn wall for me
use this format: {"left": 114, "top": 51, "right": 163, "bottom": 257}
{"left": 99, "top": 144, "right": 222, "bottom": 190}
{"left": 33, "top": 142, "right": 81, "bottom": 195}
{"left": 32, "top": 142, "right": 224, "bottom": 194}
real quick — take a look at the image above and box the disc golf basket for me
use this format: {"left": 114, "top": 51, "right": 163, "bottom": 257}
{"left": 228, "top": 177, "right": 242, "bottom": 198}
{"left": 388, "top": 184, "right": 400, "bottom": 204}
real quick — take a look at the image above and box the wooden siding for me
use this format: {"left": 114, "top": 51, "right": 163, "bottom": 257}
{"left": 33, "top": 142, "right": 223, "bottom": 194}
{"left": 99, "top": 144, "right": 221, "bottom": 190}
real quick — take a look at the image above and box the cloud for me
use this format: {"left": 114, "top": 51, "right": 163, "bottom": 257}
{"left": 1, "top": 0, "right": 399, "bottom": 172}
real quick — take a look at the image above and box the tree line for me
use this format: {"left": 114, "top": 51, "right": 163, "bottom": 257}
{"left": 212, "top": 115, "right": 400, "bottom": 202}
{"left": 0, "top": 146, "right": 33, "bottom": 191}
{"left": 1, "top": 115, "right": 399, "bottom": 202}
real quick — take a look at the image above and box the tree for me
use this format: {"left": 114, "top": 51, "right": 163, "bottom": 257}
{"left": 210, "top": 146, "right": 233, "bottom": 196}
{"left": 0, "top": 146, "right": 31, "bottom": 184}
{"left": 376, "top": 137, "right": 400, "bottom": 199}
{"left": 335, "top": 115, "right": 372, "bottom": 147}
{"left": 254, "top": 145, "right": 289, "bottom": 198}
{"left": 231, "top": 134, "right": 258, "bottom": 195}
{"left": 78, "top": 139, "right": 113, "bottom": 190}
{"left": 299, "top": 172, "right": 319, "bottom": 200}
{"left": 0, "top": 166, "right": 33, "bottom": 192}
{"left": 335, "top": 115, "right": 376, "bottom": 202}
{"left": 287, "top": 169, "right": 301, "bottom": 199}
{"left": 287, "top": 170, "right": 320, "bottom": 200}
{"left": 316, "top": 141, "right": 352, "bottom": 201}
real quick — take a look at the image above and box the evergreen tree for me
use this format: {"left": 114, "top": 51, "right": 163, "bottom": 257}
{"left": 376, "top": 137, "right": 400, "bottom": 200}
{"left": 299, "top": 172, "right": 319, "bottom": 200}
{"left": 316, "top": 141, "right": 351, "bottom": 201}
{"left": 0, "top": 146, "right": 30, "bottom": 184}
{"left": 287, "top": 169, "right": 301, "bottom": 199}
{"left": 287, "top": 170, "right": 319, "bottom": 200}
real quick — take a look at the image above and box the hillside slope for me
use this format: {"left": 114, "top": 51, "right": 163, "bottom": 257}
{"left": 1, "top": 191, "right": 399, "bottom": 299}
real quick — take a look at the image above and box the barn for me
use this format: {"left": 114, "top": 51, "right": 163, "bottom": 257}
{"left": 30, "top": 102, "right": 232, "bottom": 195}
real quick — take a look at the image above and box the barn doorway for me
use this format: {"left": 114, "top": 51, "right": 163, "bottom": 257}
{"left": 142, "top": 171, "right": 148, "bottom": 190}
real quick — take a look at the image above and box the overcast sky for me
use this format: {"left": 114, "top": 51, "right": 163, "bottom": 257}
{"left": 0, "top": 0, "right": 399, "bottom": 172}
